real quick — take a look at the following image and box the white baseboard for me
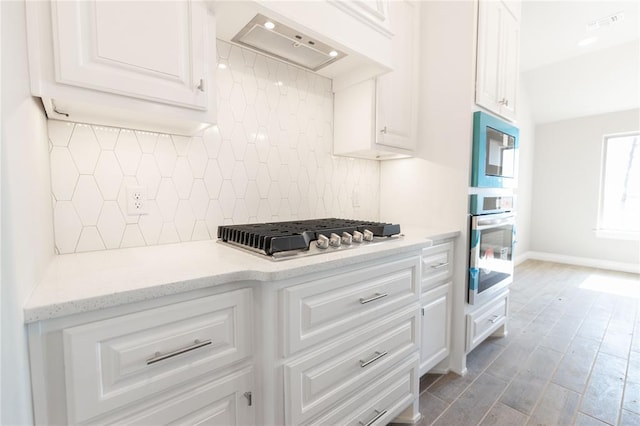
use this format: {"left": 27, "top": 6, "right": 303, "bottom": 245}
{"left": 516, "top": 250, "right": 640, "bottom": 274}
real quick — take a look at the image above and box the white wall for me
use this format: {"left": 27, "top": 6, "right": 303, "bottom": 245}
{"left": 530, "top": 108, "right": 640, "bottom": 270}
{"left": 48, "top": 40, "right": 380, "bottom": 255}
{"left": 1, "top": 1, "right": 54, "bottom": 424}
{"left": 380, "top": 0, "right": 477, "bottom": 375}
{"left": 513, "top": 81, "right": 536, "bottom": 261}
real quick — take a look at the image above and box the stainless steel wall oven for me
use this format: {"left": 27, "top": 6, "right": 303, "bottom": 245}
{"left": 468, "top": 194, "right": 516, "bottom": 305}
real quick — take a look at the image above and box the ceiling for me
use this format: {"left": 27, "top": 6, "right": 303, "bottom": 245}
{"left": 520, "top": 0, "right": 640, "bottom": 72}
{"left": 519, "top": 1, "right": 640, "bottom": 124}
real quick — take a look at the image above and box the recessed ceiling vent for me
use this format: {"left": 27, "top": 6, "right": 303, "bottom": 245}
{"left": 232, "top": 14, "right": 346, "bottom": 72}
{"left": 587, "top": 11, "right": 625, "bottom": 31}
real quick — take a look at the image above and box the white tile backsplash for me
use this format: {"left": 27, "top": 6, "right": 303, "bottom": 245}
{"left": 49, "top": 40, "right": 380, "bottom": 254}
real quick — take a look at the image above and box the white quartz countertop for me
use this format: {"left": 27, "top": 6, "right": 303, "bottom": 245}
{"left": 24, "top": 228, "right": 459, "bottom": 323}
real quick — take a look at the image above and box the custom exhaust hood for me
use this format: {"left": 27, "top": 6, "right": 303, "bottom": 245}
{"left": 209, "top": 1, "right": 393, "bottom": 91}
{"left": 232, "top": 14, "right": 346, "bottom": 72}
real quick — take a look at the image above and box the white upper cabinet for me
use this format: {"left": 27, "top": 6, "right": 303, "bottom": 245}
{"left": 328, "top": 0, "right": 391, "bottom": 35}
{"left": 333, "top": 0, "right": 418, "bottom": 160}
{"left": 475, "top": 0, "right": 520, "bottom": 122}
{"left": 53, "top": 1, "right": 208, "bottom": 109}
{"left": 26, "top": 0, "right": 216, "bottom": 135}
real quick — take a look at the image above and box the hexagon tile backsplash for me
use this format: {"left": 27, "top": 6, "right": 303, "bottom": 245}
{"left": 48, "top": 41, "right": 380, "bottom": 254}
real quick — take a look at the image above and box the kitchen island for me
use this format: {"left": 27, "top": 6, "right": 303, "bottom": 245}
{"left": 25, "top": 228, "right": 457, "bottom": 425}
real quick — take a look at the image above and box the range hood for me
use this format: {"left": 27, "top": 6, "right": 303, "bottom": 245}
{"left": 209, "top": 1, "right": 393, "bottom": 91}
{"left": 232, "top": 14, "right": 346, "bottom": 72}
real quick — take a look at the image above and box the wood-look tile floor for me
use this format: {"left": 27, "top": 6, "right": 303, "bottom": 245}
{"left": 416, "top": 260, "right": 640, "bottom": 426}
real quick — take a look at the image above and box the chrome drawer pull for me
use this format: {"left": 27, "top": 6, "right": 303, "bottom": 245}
{"left": 359, "top": 292, "right": 388, "bottom": 304}
{"left": 430, "top": 262, "right": 449, "bottom": 270}
{"left": 359, "top": 351, "right": 388, "bottom": 368}
{"left": 359, "top": 409, "right": 388, "bottom": 426}
{"left": 489, "top": 314, "right": 501, "bottom": 324}
{"left": 146, "top": 339, "right": 212, "bottom": 365}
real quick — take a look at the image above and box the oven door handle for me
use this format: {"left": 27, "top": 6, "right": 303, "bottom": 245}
{"left": 475, "top": 217, "right": 515, "bottom": 228}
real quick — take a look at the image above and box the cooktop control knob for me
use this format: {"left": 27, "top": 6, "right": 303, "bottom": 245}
{"left": 341, "top": 232, "right": 353, "bottom": 245}
{"left": 363, "top": 229, "right": 374, "bottom": 242}
{"left": 329, "top": 233, "right": 341, "bottom": 247}
{"left": 316, "top": 234, "right": 329, "bottom": 249}
{"left": 352, "top": 230, "right": 364, "bottom": 243}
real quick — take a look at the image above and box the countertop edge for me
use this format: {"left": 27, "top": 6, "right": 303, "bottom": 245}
{"left": 24, "top": 231, "right": 457, "bottom": 323}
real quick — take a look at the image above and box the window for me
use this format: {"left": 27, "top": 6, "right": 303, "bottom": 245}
{"left": 597, "top": 132, "right": 640, "bottom": 238}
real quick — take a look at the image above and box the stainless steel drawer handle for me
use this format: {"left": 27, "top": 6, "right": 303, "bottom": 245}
{"left": 359, "top": 409, "right": 388, "bottom": 426}
{"left": 430, "top": 262, "right": 449, "bottom": 270}
{"left": 359, "top": 350, "right": 388, "bottom": 368}
{"left": 489, "top": 315, "right": 501, "bottom": 324}
{"left": 146, "top": 339, "right": 212, "bottom": 365}
{"left": 359, "top": 292, "right": 388, "bottom": 304}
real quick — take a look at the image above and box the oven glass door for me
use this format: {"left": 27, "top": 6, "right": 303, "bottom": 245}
{"left": 469, "top": 213, "right": 515, "bottom": 304}
{"left": 485, "top": 126, "right": 516, "bottom": 179}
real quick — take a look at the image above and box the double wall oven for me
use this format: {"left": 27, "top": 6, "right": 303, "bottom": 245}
{"left": 468, "top": 194, "right": 515, "bottom": 305}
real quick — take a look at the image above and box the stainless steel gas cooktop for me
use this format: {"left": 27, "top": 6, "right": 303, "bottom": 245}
{"left": 217, "top": 218, "right": 402, "bottom": 260}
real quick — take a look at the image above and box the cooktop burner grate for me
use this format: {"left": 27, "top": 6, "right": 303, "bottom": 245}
{"left": 218, "top": 218, "right": 401, "bottom": 256}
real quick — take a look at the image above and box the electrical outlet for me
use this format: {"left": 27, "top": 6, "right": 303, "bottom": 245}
{"left": 127, "top": 185, "right": 148, "bottom": 215}
{"left": 352, "top": 188, "right": 360, "bottom": 208}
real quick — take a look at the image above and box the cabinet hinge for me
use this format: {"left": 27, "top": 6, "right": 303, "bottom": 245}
{"left": 421, "top": 308, "right": 425, "bottom": 316}
{"left": 244, "top": 391, "right": 252, "bottom": 406}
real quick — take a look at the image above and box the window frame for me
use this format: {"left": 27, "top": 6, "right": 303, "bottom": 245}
{"left": 596, "top": 131, "right": 640, "bottom": 241}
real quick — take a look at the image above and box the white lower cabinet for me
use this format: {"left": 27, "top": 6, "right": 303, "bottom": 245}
{"left": 307, "top": 354, "right": 420, "bottom": 426}
{"left": 280, "top": 254, "right": 423, "bottom": 426}
{"left": 419, "top": 239, "right": 454, "bottom": 375}
{"left": 28, "top": 251, "right": 428, "bottom": 425}
{"left": 28, "top": 288, "right": 254, "bottom": 425}
{"left": 420, "top": 282, "right": 452, "bottom": 375}
{"left": 466, "top": 289, "right": 509, "bottom": 353}
{"left": 284, "top": 307, "right": 419, "bottom": 424}
{"left": 97, "top": 367, "right": 254, "bottom": 425}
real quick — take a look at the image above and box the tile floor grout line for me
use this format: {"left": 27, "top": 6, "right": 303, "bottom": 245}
{"left": 571, "top": 297, "right": 617, "bottom": 425}
{"left": 616, "top": 297, "right": 639, "bottom": 426}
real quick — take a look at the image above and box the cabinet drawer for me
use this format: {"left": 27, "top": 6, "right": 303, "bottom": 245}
{"left": 97, "top": 367, "right": 254, "bottom": 426}
{"left": 282, "top": 256, "right": 420, "bottom": 354}
{"left": 421, "top": 242, "right": 453, "bottom": 292}
{"left": 284, "top": 307, "right": 419, "bottom": 425}
{"left": 62, "top": 289, "right": 252, "bottom": 423}
{"left": 466, "top": 290, "right": 508, "bottom": 352}
{"left": 308, "top": 354, "right": 419, "bottom": 426}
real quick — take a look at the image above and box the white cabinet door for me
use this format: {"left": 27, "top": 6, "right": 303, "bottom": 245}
{"left": 420, "top": 283, "right": 451, "bottom": 375}
{"left": 333, "top": 0, "right": 418, "bottom": 159}
{"left": 376, "top": 0, "right": 417, "bottom": 151}
{"left": 500, "top": 11, "right": 520, "bottom": 119}
{"left": 52, "top": 0, "right": 208, "bottom": 109}
{"left": 466, "top": 290, "right": 508, "bottom": 353}
{"left": 329, "top": 0, "right": 391, "bottom": 34}
{"left": 475, "top": 0, "right": 520, "bottom": 121}
{"left": 100, "top": 367, "right": 254, "bottom": 426}
{"left": 475, "top": 0, "right": 502, "bottom": 113}
{"left": 63, "top": 289, "right": 252, "bottom": 423}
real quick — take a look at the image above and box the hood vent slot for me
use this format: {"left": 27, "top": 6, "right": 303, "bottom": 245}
{"left": 232, "top": 14, "right": 346, "bottom": 71}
